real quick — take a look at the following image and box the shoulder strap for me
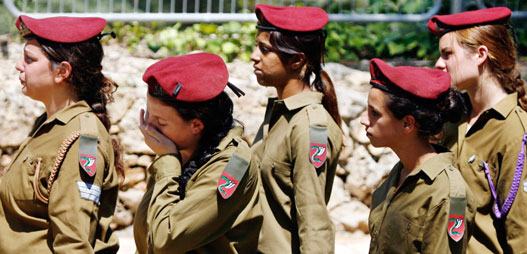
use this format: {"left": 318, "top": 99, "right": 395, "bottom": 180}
{"left": 306, "top": 104, "right": 328, "bottom": 168}
{"left": 217, "top": 136, "right": 250, "bottom": 199}
{"left": 78, "top": 113, "right": 99, "bottom": 177}
{"left": 444, "top": 165, "right": 467, "bottom": 244}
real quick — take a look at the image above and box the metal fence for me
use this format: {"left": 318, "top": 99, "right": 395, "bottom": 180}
{"left": 3, "top": 0, "right": 527, "bottom": 23}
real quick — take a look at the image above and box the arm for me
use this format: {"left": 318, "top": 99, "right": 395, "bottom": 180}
{"left": 48, "top": 143, "right": 107, "bottom": 253}
{"left": 146, "top": 154, "right": 255, "bottom": 254}
{"left": 421, "top": 200, "right": 450, "bottom": 254}
{"left": 291, "top": 125, "right": 335, "bottom": 253}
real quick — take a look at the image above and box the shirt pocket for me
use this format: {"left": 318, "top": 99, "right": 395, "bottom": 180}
{"left": 386, "top": 213, "right": 424, "bottom": 253}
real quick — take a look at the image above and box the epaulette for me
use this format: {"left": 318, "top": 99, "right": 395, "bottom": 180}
{"left": 217, "top": 136, "right": 250, "bottom": 199}
{"left": 444, "top": 165, "right": 467, "bottom": 246}
{"left": 306, "top": 103, "right": 328, "bottom": 168}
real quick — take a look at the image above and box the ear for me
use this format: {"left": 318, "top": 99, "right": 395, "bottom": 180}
{"left": 289, "top": 53, "right": 306, "bottom": 71}
{"left": 475, "top": 45, "right": 489, "bottom": 67}
{"left": 53, "top": 61, "right": 72, "bottom": 84}
{"left": 402, "top": 115, "right": 416, "bottom": 134}
{"left": 190, "top": 118, "right": 205, "bottom": 135}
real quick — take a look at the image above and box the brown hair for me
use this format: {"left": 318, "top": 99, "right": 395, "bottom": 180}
{"left": 36, "top": 37, "right": 124, "bottom": 180}
{"left": 257, "top": 14, "right": 342, "bottom": 127}
{"left": 453, "top": 24, "right": 527, "bottom": 110}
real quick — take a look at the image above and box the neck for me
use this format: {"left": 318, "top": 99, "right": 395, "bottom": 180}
{"left": 44, "top": 97, "right": 78, "bottom": 117}
{"left": 42, "top": 83, "right": 78, "bottom": 117}
{"left": 467, "top": 72, "right": 507, "bottom": 123}
{"left": 391, "top": 136, "right": 436, "bottom": 181}
{"left": 276, "top": 78, "right": 311, "bottom": 100}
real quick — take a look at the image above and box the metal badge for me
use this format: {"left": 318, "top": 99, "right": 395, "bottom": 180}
{"left": 468, "top": 154, "right": 475, "bottom": 164}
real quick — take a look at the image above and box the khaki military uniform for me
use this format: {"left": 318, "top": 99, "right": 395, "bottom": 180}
{"left": 133, "top": 126, "right": 262, "bottom": 254}
{"left": 0, "top": 101, "right": 120, "bottom": 253}
{"left": 252, "top": 91, "right": 343, "bottom": 254}
{"left": 452, "top": 93, "right": 527, "bottom": 253}
{"left": 369, "top": 149, "right": 476, "bottom": 254}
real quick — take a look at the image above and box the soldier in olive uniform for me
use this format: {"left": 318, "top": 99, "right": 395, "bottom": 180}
{"left": 0, "top": 16, "right": 122, "bottom": 253}
{"left": 363, "top": 59, "right": 476, "bottom": 253}
{"left": 429, "top": 7, "right": 527, "bottom": 253}
{"left": 250, "top": 4, "right": 343, "bottom": 253}
{"left": 133, "top": 53, "right": 262, "bottom": 254}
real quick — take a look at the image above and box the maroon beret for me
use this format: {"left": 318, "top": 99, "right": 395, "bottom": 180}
{"left": 15, "top": 15, "right": 106, "bottom": 43}
{"left": 255, "top": 4, "right": 329, "bottom": 32}
{"left": 428, "top": 7, "right": 511, "bottom": 36}
{"left": 369, "top": 58, "right": 450, "bottom": 100}
{"left": 143, "top": 53, "right": 230, "bottom": 102}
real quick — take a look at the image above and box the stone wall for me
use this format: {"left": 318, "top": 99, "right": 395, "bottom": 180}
{"left": 0, "top": 42, "right": 399, "bottom": 252}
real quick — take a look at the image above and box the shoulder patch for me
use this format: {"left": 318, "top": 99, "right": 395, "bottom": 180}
{"left": 307, "top": 104, "right": 328, "bottom": 168}
{"left": 445, "top": 166, "right": 466, "bottom": 242}
{"left": 218, "top": 153, "right": 249, "bottom": 199}
{"left": 79, "top": 113, "right": 99, "bottom": 177}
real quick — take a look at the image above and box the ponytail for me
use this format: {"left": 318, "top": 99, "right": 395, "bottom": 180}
{"left": 313, "top": 69, "right": 342, "bottom": 128}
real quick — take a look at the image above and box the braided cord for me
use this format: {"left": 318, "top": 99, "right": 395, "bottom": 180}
{"left": 34, "top": 131, "right": 81, "bottom": 204}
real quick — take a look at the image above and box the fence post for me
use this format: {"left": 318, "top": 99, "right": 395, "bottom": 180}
{"left": 451, "top": 0, "right": 463, "bottom": 14}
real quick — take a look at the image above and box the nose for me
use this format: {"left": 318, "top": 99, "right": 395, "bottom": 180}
{"left": 15, "top": 56, "right": 24, "bottom": 72}
{"left": 359, "top": 111, "right": 369, "bottom": 127}
{"left": 435, "top": 57, "right": 446, "bottom": 70}
{"left": 250, "top": 47, "right": 260, "bottom": 63}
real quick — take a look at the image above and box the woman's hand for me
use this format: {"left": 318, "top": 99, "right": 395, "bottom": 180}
{"left": 139, "top": 108, "right": 180, "bottom": 157}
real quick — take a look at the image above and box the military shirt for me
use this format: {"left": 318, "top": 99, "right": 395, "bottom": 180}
{"left": 133, "top": 126, "right": 262, "bottom": 254}
{"left": 0, "top": 101, "right": 120, "bottom": 253}
{"left": 369, "top": 149, "right": 476, "bottom": 254}
{"left": 452, "top": 93, "right": 527, "bottom": 253}
{"left": 252, "top": 91, "right": 343, "bottom": 254}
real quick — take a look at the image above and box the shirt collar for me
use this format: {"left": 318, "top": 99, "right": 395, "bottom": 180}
{"left": 216, "top": 125, "right": 244, "bottom": 151}
{"left": 44, "top": 100, "right": 92, "bottom": 126}
{"left": 281, "top": 91, "right": 324, "bottom": 111}
{"left": 491, "top": 92, "right": 517, "bottom": 118}
{"left": 410, "top": 147, "right": 454, "bottom": 181}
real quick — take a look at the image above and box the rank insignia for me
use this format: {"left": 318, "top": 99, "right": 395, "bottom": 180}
{"left": 310, "top": 142, "right": 327, "bottom": 168}
{"left": 218, "top": 171, "right": 238, "bottom": 199}
{"left": 448, "top": 215, "right": 465, "bottom": 242}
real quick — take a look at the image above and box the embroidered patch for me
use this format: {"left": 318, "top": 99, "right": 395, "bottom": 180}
{"left": 80, "top": 154, "right": 97, "bottom": 177}
{"left": 310, "top": 142, "right": 327, "bottom": 168}
{"left": 218, "top": 171, "right": 238, "bottom": 199}
{"left": 448, "top": 215, "right": 465, "bottom": 242}
{"left": 76, "top": 181, "right": 101, "bottom": 204}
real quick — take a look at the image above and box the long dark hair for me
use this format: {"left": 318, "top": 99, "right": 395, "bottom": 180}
{"left": 257, "top": 15, "right": 342, "bottom": 127}
{"left": 385, "top": 87, "right": 467, "bottom": 139}
{"left": 35, "top": 36, "right": 124, "bottom": 179}
{"left": 149, "top": 88, "right": 234, "bottom": 199}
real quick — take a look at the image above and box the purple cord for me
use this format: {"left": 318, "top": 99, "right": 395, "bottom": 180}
{"left": 482, "top": 133, "right": 526, "bottom": 219}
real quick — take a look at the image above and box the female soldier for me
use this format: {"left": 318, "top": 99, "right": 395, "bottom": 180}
{"left": 250, "top": 4, "right": 343, "bottom": 253}
{"left": 133, "top": 53, "right": 262, "bottom": 254}
{"left": 429, "top": 7, "right": 527, "bottom": 252}
{"left": 0, "top": 16, "right": 122, "bottom": 253}
{"left": 363, "top": 58, "right": 475, "bottom": 253}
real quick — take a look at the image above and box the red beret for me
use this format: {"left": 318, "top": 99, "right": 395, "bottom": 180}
{"left": 428, "top": 7, "right": 511, "bottom": 36}
{"left": 143, "top": 53, "right": 230, "bottom": 102}
{"left": 369, "top": 58, "right": 450, "bottom": 100}
{"left": 255, "top": 4, "right": 328, "bottom": 32}
{"left": 15, "top": 15, "right": 106, "bottom": 43}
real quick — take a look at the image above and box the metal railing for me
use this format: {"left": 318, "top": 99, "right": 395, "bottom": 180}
{"left": 475, "top": 0, "right": 527, "bottom": 19}
{"left": 4, "top": 0, "right": 443, "bottom": 22}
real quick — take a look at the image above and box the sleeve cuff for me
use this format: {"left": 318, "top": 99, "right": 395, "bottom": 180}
{"left": 151, "top": 154, "right": 182, "bottom": 180}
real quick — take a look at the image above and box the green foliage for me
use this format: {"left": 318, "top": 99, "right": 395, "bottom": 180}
{"left": 325, "top": 22, "right": 439, "bottom": 62}
{"left": 109, "top": 21, "right": 257, "bottom": 62}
